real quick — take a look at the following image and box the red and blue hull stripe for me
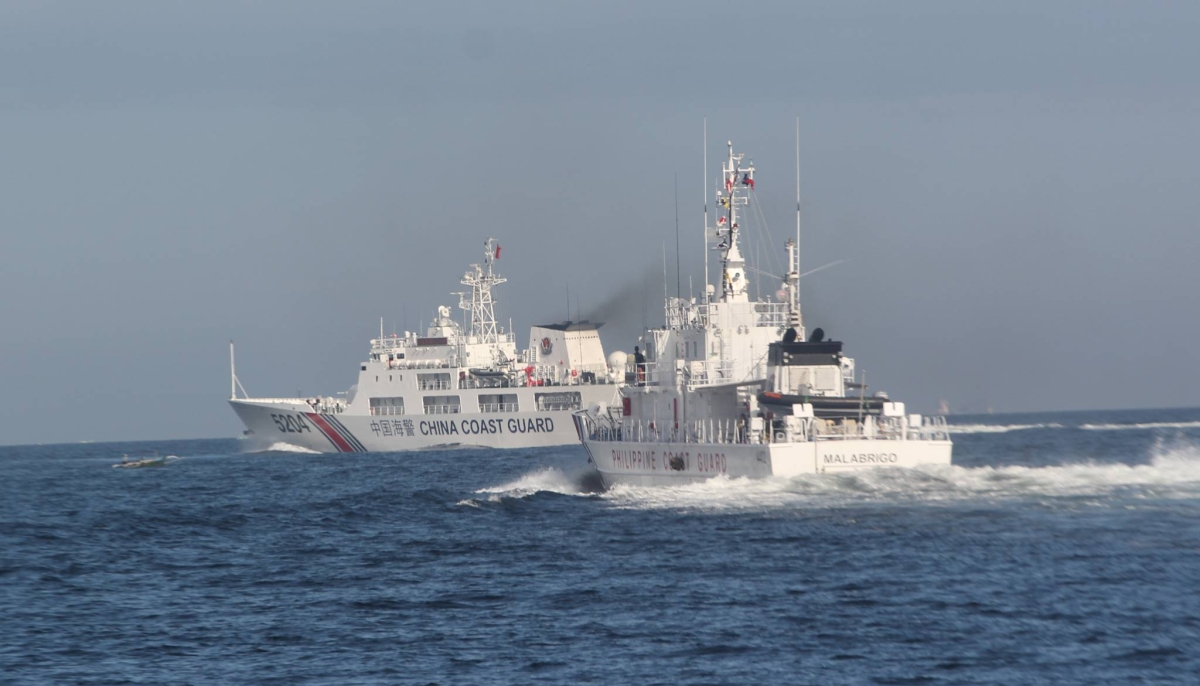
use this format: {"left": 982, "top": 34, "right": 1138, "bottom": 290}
{"left": 304, "top": 413, "right": 368, "bottom": 453}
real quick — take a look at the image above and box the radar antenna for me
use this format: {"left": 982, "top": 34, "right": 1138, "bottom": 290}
{"left": 715, "top": 141, "right": 753, "bottom": 302}
{"left": 458, "top": 237, "right": 506, "bottom": 344}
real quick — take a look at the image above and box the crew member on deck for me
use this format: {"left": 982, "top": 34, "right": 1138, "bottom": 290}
{"left": 634, "top": 346, "right": 646, "bottom": 386}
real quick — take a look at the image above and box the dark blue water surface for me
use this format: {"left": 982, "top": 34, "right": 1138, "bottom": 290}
{"left": 4, "top": 408, "right": 1200, "bottom": 684}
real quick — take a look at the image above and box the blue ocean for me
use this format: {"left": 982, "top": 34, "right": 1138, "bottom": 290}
{"left": 4, "top": 407, "right": 1200, "bottom": 684}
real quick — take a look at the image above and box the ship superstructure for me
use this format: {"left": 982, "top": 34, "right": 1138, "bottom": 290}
{"left": 573, "top": 138, "right": 951, "bottom": 487}
{"left": 230, "top": 238, "right": 623, "bottom": 452}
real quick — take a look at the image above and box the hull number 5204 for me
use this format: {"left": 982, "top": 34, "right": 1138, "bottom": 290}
{"left": 271, "top": 413, "right": 311, "bottom": 433}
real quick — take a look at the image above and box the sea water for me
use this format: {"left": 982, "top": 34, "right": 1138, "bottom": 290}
{"left": 3, "top": 407, "right": 1200, "bottom": 684}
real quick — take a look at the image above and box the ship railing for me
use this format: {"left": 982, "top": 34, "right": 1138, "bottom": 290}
{"left": 418, "top": 380, "right": 454, "bottom": 391}
{"left": 526, "top": 364, "right": 612, "bottom": 386}
{"left": 664, "top": 299, "right": 703, "bottom": 329}
{"left": 579, "top": 414, "right": 952, "bottom": 444}
{"left": 644, "top": 360, "right": 749, "bottom": 386}
{"left": 537, "top": 401, "right": 578, "bottom": 412}
{"left": 630, "top": 361, "right": 736, "bottom": 387}
{"left": 752, "top": 301, "right": 791, "bottom": 328}
{"left": 810, "top": 415, "right": 951, "bottom": 442}
{"left": 530, "top": 378, "right": 618, "bottom": 388}
{"left": 374, "top": 334, "right": 516, "bottom": 352}
{"left": 371, "top": 336, "right": 414, "bottom": 350}
{"left": 579, "top": 417, "right": 739, "bottom": 445}
{"left": 458, "top": 332, "right": 517, "bottom": 346}
{"left": 387, "top": 359, "right": 458, "bottom": 370}
{"left": 479, "top": 402, "right": 519, "bottom": 413}
{"left": 460, "top": 376, "right": 516, "bottom": 389}
{"left": 913, "top": 415, "right": 951, "bottom": 441}
{"left": 239, "top": 397, "right": 347, "bottom": 413}
{"left": 632, "top": 362, "right": 664, "bottom": 386}
{"left": 683, "top": 362, "right": 735, "bottom": 387}
{"left": 370, "top": 406, "right": 406, "bottom": 416}
{"left": 423, "top": 405, "right": 461, "bottom": 415}
{"left": 663, "top": 301, "right": 791, "bottom": 330}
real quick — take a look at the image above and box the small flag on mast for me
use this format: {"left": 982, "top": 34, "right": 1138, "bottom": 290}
{"left": 495, "top": 244, "right": 501, "bottom": 259}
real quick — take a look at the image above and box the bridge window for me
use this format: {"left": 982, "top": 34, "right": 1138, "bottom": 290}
{"left": 535, "top": 391, "right": 581, "bottom": 412}
{"left": 423, "top": 395, "right": 461, "bottom": 415}
{"left": 479, "top": 393, "right": 519, "bottom": 413}
{"left": 369, "top": 397, "right": 405, "bottom": 416}
{"left": 418, "top": 373, "right": 452, "bottom": 391}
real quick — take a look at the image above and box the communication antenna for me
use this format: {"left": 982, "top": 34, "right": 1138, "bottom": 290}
{"left": 674, "top": 172, "right": 681, "bottom": 299}
{"left": 662, "top": 242, "right": 668, "bottom": 302}
{"left": 857, "top": 369, "right": 868, "bottom": 425}
{"left": 795, "top": 116, "right": 803, "bottom": 321}
{"left": 702, "top": 117, "right": 709, "bottom": 303}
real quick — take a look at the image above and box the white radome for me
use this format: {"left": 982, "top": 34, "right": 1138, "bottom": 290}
{"left": 608, "top": 351, "right": 628, "bottom": 371}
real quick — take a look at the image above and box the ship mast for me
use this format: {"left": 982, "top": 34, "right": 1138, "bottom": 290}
{"left": 788, "top": 116, "right": 804, "bottom": 336}
{"left": 716, "top": 141, "right": 753, "bottom": 302}
{"left": 459, "top": 237, "right": 505, "bottom": 344}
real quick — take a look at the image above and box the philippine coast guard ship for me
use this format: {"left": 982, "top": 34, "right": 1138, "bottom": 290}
{"left": 230, "top": 238, "right": 623, "bottom": 452}
{"left": 573, "top": 137, "right": 951, "bottom": 487}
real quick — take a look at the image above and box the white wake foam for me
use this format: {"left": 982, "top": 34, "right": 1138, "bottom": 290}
{"left": 460, "top": 467, "right": 593, "bottom": 506}
{"left": 465, "top": 444, "right": 1200, "bottom": 512}
{"left": 476, "top": 467, "right": 583, "bottom": 497}
{"left": 601, "top": 447, "right": 1200, "bottom": 511}
{"left": 947, "top": 423, "right": 1063, "bottom": 434}
{"left": 256, "top": 442, "right": 322, "bottom": 454}
{"left": 1080, "top": 421, "right": 1200, "bottom": 431}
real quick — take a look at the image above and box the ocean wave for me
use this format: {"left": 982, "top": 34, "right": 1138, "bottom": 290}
{"left": 1080, "top": 421, "right": 1200, "bottom": 431}
{"left": 946, "top": 423, "right": 1064, "bottom": 434}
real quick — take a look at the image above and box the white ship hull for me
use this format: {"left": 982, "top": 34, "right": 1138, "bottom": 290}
{"left": 573, "top": 137, "right": 954, "bottom": 490}
{"left": 232, "top": 398, "right": 605, "bottom": 453}
{"left": 578, "top": 432, "right": 952, "bottom": 488}
{"left": 227, "top": 238, "right": 629, "bottom": 454}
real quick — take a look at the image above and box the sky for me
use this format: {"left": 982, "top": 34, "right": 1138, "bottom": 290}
{"left": 2, "top": 1, "right": 1199, "bottom": 444}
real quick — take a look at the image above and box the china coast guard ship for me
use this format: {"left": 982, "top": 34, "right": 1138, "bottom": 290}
{"left": 572, "top": 138, "right": 952, "bottom": 487}
{"left": 230, "top": 238, "right": 623, "bottom": 452}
